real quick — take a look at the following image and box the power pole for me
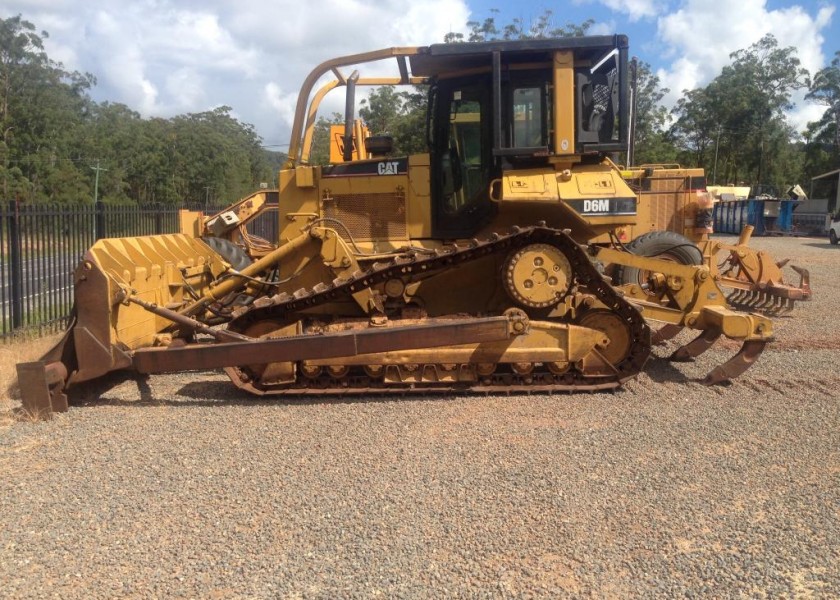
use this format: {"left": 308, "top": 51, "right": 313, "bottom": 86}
{"left": 712, "top": 128, "right": 722, "bottom": 185}
{"left": 91, "top": 159, "right": 108, "bottom": 203}
{"left": 91, "top": 160, "right": 108, "bottom": 240}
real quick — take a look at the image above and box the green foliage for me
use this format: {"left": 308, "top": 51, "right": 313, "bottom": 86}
{"left": 1, "top": 14, "right": 95, "bottom": 203}
{"left": 631, "top": 60, "right": 677, "bottom": 165}
{"left": 803, "top": 51, "right": 840, "bottom": 176}
{"left": 0, "top": 14, "right": 273, "bottom": 205}
{"left": 308, "top": 112, "right": 343, "bottom": 166}
{"left": 359, "top": 87, "right": 428, "bottom": 156}
{"left": 670, "top": 35, "right": 808, "bottom": 190}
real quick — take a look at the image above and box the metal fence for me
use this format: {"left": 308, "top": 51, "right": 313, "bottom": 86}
{"left": 0, "top": 200, "right": 278, "bottom": 340}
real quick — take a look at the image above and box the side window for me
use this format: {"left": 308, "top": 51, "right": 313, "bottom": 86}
{"left": 512, "top": 87, "right": 545, "bottom": 148}
{"left": 577, "top": 50, "right": 621, "bottom": 145}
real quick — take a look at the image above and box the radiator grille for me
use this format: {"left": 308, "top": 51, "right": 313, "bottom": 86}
{"left": 322, "top": 191, "right": 407, "bottom": 242}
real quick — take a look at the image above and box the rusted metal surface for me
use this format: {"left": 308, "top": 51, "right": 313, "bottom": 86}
{"left": 701, "top": 340, "right": 767, "bottom": 386}
{"left": 651, "top": 324, "right": 683, "bottom": 345}
{"left": 723, "top": 264, "right": 811, "bottom": 315}
{"left": 17, "top": 361, "right": 68, "bottom": 419}
{"left": 670, "top": 329, "right": 722, "bottom": 361}
{"left": 227, "top": 226, "right": 652, "bottom": 394}
{"left": 223, "top": 375, "right": 630, "bottom": 396}
{"left": 132, "top": 315, "right": 523, "bottom": 374}
{"left": 712, "top": 238, "right": 812, "bottom": 314}
{"left": 126, "top": 295, "right": 251, "bottom": 343}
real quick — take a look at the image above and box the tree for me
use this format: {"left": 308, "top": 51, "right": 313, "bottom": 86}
{"left": 804, "top": 50, "right": 840, "bottom": 175}
{"left": 359, "top": 86, "right": 428, "bottom": 156}
{"left": 670, "top": 35, "right": 808, "bottom": 189}
{"left": 308, "top": 113, "right": 343, "bottom": 166}
{"left": 0, "top": 15, "right": 95, "bottom": 202}
{"left": 631, "top": 60, "right": 677, "bottom": 165}
{"left": 445, "top": 9, "right": 593, "bottom": 43}
{"left": 0, "top": 15, "right": 277, "bottom": 206}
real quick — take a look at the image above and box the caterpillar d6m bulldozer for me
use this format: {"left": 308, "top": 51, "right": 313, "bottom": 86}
{"left": 18, "top": 36, "right": 810, "bottom": 416}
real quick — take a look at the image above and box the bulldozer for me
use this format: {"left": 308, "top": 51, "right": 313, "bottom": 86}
{"left": 17, "top": 35, "right": 811, "bottom": 417}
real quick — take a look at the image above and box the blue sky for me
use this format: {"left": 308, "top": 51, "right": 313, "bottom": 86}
{"left": 4, "top": 0, "right": 838, "bottom": 145}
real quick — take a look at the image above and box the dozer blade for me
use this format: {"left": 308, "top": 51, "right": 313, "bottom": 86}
{"left": 701, "top": 340, "right": 767, "bottom": 386}
{"left": 16, "top": 361, "right": 69, "bottom": 419}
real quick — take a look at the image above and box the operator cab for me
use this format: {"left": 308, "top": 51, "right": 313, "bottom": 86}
{"left": 412, "top": 37, "right": 629, "bottom": 237}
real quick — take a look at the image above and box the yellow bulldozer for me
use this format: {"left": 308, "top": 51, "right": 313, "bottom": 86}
{"left": 18, "top": 35, "right": 811, "bottom": 416}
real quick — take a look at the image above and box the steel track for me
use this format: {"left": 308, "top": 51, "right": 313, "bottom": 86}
{"left": 227, "top": 226, "right": 652, "bottom": 395}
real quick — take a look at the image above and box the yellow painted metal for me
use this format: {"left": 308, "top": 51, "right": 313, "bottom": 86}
{"left": 596, "top": 245, "right": 774, "bottom": 340}
{"left": 328, "top": 122, "right": 371, "bottom": 163}
{"left": 698, "top": 305, "right": 772, "bottom": 339}
{"left": 616, "top": 164, "right": 708, "bottom": 244}
{"left": 553, "top": 50, "right": 575, "bottom": 155}
{"left": 181, "top": 230, "right": 317, "bottom": 317}
{"left": 84, "top": 234, "right": 224, "bottom": 351}
{"left": 288, "top": 47, "right": 426, "bottom": 166}
{"left": 504, "top": 243, "right": 572, "bottom": 308}
{"left": 202, "top": 189, "right": 274, "bottom": 237}
{"left": 490, "top": 160, "right": 638, "bottom": 242}
{"left": 500, "top": 169, "right": 559, "bottom": 202}
{"left": 278, "top": 166, "right": 320, "bottom": 244}
{"left": 303, "top": 320, "right": 604, "bottom": 366}
{"left": 738, "top": 224, "right": 755, "bottom": 246}
{"left": 407, "top": 153, "right": 432, "bottom": 238}
{"left": 295, "top": 166, "right": 315, "bottom": 188}
{"left": 178, "top": 209, "right": 204, "bottom": 238}
{"left": 318, "top": 167, "right": 411, "bottom": 249}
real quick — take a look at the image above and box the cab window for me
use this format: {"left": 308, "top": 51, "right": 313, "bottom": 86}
{"left": 512, "top": 86, "right": 546, "bottom": 148}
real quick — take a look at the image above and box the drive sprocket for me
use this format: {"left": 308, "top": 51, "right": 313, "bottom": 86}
{"left": 503, "top": 243, "right": 573, "bottom": 309}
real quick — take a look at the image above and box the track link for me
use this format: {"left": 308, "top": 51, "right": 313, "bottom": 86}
{"left": 227, "top": 226, "right": 651, "bottom": 395}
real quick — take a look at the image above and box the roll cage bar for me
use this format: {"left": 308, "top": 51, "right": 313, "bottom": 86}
{"left": 286, "top": 35, "right": 629, "bottom": 166}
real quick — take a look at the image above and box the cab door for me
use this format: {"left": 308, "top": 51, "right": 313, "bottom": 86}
{"left": 430, "top": 76, "right": 497, "bottom": 238}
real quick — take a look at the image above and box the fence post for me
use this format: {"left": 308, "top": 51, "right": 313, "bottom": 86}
{"left": 155, "top": 203, "right": 163, "bottom": 234}
{"left": 8, "top": 199, "right": 23, "bottom": 330}
{"left": 95, "top": 200, "right": 105, "bottom": 240}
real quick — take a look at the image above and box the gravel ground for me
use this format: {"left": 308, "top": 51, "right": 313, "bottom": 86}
{"left": 1, "top": 235, "right": 838, "bottom": 598}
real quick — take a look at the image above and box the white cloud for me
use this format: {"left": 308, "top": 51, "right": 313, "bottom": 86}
{"left": 165, "top": 68, "right": 206, "bottom": 111}
{"left": 3, "top": 0, "right": 470, "bottom": 145}
{"left": 787, "top": 91, "right": 829, "bottom": 135}
{"left": 263, "top": 82, "right": 299, "bottom": 132}
{"left": 598, "top": 0, "right": 659, "bottom": 22}
{"left": 588, "top": 19, "right": 618, "bottom": 36}
{"left": 655, "top": 0, "right": 834, "bottom": 132}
